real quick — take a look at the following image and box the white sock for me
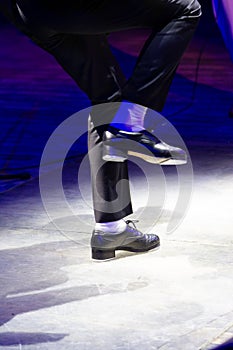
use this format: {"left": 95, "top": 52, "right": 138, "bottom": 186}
{"left": 126, "top": 104, "right": 148, "bottom": 131}
{"left": 95, "top": 219, "right": 127, "bottom": 234}
{"left": 110, "top": 103, "right": 147, "bottom": 132}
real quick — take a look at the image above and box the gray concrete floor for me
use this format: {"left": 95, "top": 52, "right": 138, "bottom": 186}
{"left": 0, "top": 145, "right": 233, "bottom": 350}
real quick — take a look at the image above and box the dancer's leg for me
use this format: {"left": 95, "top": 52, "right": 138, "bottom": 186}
{"left": 121, "top": 0, "right": 202, "bottom": 111}
{"left": 14, "top": 0, "right": 201, "bottom": 223}
{"left": 15, "top": 1, "right": 132, "bottom": 223}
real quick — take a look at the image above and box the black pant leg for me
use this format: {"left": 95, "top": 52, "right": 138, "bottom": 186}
{"left": 121, "top": 0, "right": 202, "bottom": 111}
{"left": 45, "top": 34, "right": 126, "bottom": 104}
{"left": 15, "top": 2, "right": 131, "bottom": 223}
{"left": 88, "top": 111, "right": 133, "bottom": 223}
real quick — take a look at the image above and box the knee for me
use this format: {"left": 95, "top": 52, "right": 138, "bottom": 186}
{"left": 34, "top": 31, "right": 65, "bottom": 52}
{"left": 27, "top": 27, "right": 64, "bottom": 52}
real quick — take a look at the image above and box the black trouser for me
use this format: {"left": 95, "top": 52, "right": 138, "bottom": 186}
{"left": 16, "top": 0, "right": 201, "bottom": 222}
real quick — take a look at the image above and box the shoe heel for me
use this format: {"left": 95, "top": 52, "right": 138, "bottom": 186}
{"left": 92, "top": 248, "right": 115, "bottom": 260}
{"left": 102, "top": 144, "right": 127, "bottom": 162}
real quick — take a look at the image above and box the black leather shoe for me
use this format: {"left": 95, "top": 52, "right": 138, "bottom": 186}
{"left": 91, "top": 220, "right": 160, "bottom": 260}
{"left": 102, "top": 125, "right": 187, "bottom": 165}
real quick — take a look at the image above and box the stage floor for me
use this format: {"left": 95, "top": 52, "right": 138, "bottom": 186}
{"left": 1, "top": 145, "right": 233, "bottom": 349}
{"left": 0, "top": 2, "right": 233, "bottom": 349}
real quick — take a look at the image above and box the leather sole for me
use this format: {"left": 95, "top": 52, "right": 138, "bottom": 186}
{"left": 103, "top": 145, "right": 187, "bottom": 165}
{"left": 92, "top": 240, "right": 160, "bottom": 260}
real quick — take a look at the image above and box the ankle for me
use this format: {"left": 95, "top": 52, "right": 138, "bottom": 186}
{"left": 128, "top": 104, "right": 147, "bottom": 131}
{"left": 95, "top": 219, "right": 127, "bottom": 234}
{"left": 110, "top": 102, "right": 147, "bottom": 132}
